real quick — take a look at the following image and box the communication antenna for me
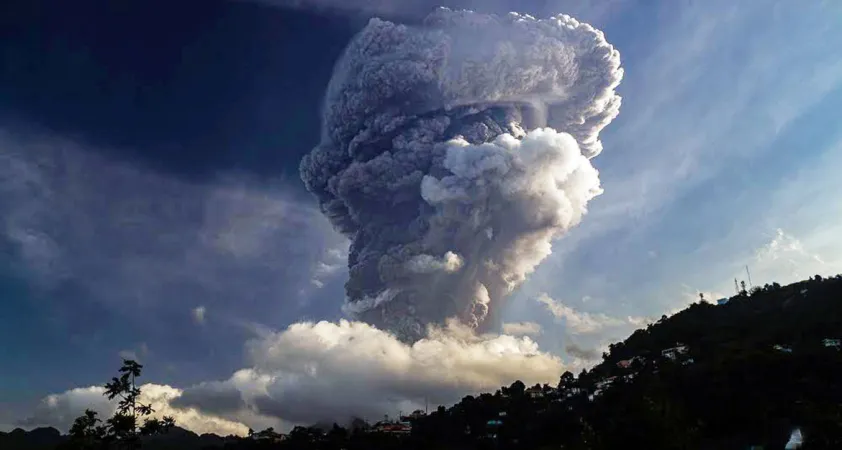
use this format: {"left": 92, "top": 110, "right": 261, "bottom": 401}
{"left": 745, "top": 265, "right": 753, "bottom": 289}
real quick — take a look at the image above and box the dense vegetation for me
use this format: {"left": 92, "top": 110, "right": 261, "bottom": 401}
{"left": 4, "top": 275, "right": 840, "bottom": 450}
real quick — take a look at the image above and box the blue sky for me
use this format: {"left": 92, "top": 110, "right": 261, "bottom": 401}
{"left": 2, "top": 0, "right": 841, "bottom": 434}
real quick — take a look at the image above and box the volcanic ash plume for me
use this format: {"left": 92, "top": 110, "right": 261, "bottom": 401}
{"left": 300, "top": 7, "right": 623, "bottom": 341}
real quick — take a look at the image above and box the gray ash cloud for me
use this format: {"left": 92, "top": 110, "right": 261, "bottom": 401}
{"left": 300, "top": 7, "right": 623, "bottom": 341}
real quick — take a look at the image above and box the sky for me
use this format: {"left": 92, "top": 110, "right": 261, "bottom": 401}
{"left": 2, "top": 0, "right": 841, "bottom": 435}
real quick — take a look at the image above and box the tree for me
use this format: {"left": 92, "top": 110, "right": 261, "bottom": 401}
{"left": 508, "top": 380, "right": 526, "bottom": 397}
{"left": 67, "top": 359, "right": 174, "bottom": 449}
{"left": 65, "top": 410, "right": 108, "bottom": 450}
{"left": 559, "top": 370, "right": 576, "bottom": 390}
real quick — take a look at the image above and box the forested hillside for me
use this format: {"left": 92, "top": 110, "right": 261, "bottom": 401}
{"left": 4, "top": 275, "right": 840, "bottom": 450}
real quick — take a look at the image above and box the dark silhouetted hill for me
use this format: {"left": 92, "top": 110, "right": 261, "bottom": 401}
{"left": 0, "top": 427, "right": 63, "bottom": 450}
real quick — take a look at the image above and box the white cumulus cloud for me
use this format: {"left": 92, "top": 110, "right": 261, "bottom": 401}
{"left": 173, "top": 319, "right": 563, "bottom": 427}
{"left": 21, "top": 384, "right": 249, "bottom": 437}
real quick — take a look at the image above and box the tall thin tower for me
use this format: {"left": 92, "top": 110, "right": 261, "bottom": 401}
{"left": 745, "top": 265, "right": 753, "bottom": 289}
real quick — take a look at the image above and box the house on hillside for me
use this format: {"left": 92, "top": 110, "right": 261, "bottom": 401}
{"left": 617, "top": 356, "right": 645, "bottom": 369}
{"left": 526, "top": 386, "right": 544, "bottom": 399}
{"left": 542, "top": 384, "right": 558, "bottom": 396}
{"left": 823, "top": 338, "right": 840, "bottom": 349}
{"left": 589, "top": 377, "right": 617, "bottom": 400}
{"left": 662, "top": 343, "right": 689, "bottom": 360}
{"left": 252, "top": 428, "right": 287, "bottom": 443}
{"left": 563, "top": 387, "right": 584, "bottom": 399}
{"left": 617, "top": 359, "right": 633, "bottom": 369}
{"left": 595, "top": 377, "right": 616, "bottom": 390}
{"left": 372, "top": 421, "right": 411, "bottom": 434}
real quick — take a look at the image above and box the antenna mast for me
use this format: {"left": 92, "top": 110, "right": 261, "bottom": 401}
{"left": 745, "top": 265, "right": 753, "bottom": 289}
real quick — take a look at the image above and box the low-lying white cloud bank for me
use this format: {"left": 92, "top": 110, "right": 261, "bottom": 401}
{"left": 174, "top": 319, "right": 564, "bottom": 427}
{"left": 24, "top": 319, "right": 564, "bottom": 434}
{"left": 21, "top": 384, "right": 250, "bottom": 436}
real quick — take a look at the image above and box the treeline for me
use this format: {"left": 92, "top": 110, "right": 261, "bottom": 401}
{"left": 4, "top": 275, "right": 841, "bottom": 449}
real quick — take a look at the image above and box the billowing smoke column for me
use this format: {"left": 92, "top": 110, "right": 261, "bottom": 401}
{"left": 300, "top": 7, "right": 623, "bottom": 342}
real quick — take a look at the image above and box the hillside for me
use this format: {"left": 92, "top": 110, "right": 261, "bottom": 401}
{"left": 408, "top": 275, "right": 842, "bottom": 450}
{"left": 4, "top": 275, "right": 841, "bottom": 450}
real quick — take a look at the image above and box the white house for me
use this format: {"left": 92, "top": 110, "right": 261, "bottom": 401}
{"left": 662, "top": 344, "right": 689, "bottom": 360}
{"left": 564, "top": 387, "right": 584, "bottom": 399}
{"left": 617, "top": 356, "right": 645, "bottom": 369}
{"left": 526, "top": 386, "right": 544, "bottom": 399}
{"left": 253, "top": 428, "right": 287, "bottom": 442}
{"left": 595, "top": 377, "right": 616, "bottom": 390}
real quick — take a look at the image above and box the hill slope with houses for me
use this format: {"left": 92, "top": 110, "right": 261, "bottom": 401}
{"left": 4, "top": 275, "right": 841, "bottom": 450}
